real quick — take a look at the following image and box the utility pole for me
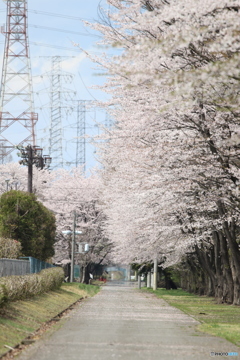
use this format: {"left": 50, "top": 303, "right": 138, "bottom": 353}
{"left": 70, "top": 210, "right": 76, "bottom": 283}
{"left": 17, "top": 145, "right": 51, "bottom": 193}
{"left": 27, "top": 146, "right": 33, "bottom": 193}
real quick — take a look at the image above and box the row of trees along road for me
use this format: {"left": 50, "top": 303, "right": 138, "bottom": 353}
{"left": 88, "top": 0, "right": 240, "bottom": 304}
{"left": 0, "top": 164, "right": 112, "bottom": 281}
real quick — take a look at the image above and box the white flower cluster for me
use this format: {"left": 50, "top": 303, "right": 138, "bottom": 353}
{"left": 89, "top": 0, "right": 240, "bottom": 275}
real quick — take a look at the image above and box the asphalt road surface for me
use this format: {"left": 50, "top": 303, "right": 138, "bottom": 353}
{"left": 17, "top": 282, "right": 239, "bottom": 360}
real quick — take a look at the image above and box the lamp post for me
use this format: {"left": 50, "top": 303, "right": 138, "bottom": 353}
{"left": 62, "top": 211, "right": 83, "bottom": 283}
{"left": 5, "top": 178, "right": 20, "bottom": 192}
{"left": 12, "top": 180, "right": 19, "bottom": 190}
{"left": 5, "top": 179, "right": 10, "bottom": 192}
{"left": 16, "top": 145, "right": 52, "bottom": 193}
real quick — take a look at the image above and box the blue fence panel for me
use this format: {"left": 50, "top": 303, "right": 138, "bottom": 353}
{"left": 21, "top": 257, "right": 55, "bottom": 274}
{"left": 74, "top": 265, "right": 81, "bottom": 279}
{"left": 29, "top": 257, "right": 55, "bottom": 274}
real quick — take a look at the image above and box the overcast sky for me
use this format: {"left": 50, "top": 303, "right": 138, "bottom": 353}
{"left": 0, "top": 0, "right": 110, "bottom": 173}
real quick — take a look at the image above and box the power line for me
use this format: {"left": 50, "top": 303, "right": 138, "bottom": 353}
{"left": 29, "top": 41, "right": 105, "bottom": 55}
{"left": 28, "top": 9, "right": 92, "bottom": 21}
{"left": 78, "top": 72, "right": 98, "bottom": 101}
{"left": 29, "top": 41, "right": 81, "bottom": 52}
{"left": 29, "top": 24, "right": 100, "bottom": 38}
{"left": 0, "top": 8, "right": 96, "bottom": 22}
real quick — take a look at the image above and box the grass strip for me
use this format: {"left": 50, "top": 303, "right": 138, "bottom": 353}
{"left": 143, "top": 288, "right": 240, "bottom": 346}
{"left": 64, "top": 282, "right": 100, "bottom": 297}
{"left": 0, "top": 282, "right": 100, "bottom": 357}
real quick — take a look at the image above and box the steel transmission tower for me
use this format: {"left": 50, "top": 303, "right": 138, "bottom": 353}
{"left": 49, "top": 56, "right": 63, "bottom": 169}
{"left": 48, "top": 56, "right": 75, "bottom": 169}
{"left": 105, "top": 111, "right": 114, "bottom": 129}
{"left": 75, "top": 100, "right": 86, "bottom": 171}
{"left": 0, "top": 0, "right": 37, "bottom": 161}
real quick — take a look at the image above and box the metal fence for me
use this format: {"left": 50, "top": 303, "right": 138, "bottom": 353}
{"left": 0, "top": 258, "right": 30, "bottom": 277}
{"left": 27, "top": 257, "right": 55, "bottom": 274}
{"left": 0, "top": 257, "right": 55, "bottom": 277}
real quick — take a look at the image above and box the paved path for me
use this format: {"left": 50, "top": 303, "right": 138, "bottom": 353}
{"left": 18, "top": 283, "right": 239, "bottom": 360}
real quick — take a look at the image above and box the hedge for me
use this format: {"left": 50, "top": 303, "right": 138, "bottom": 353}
{"left": 0, "top": 237, "right": 22, "bottom": 259}
{"left": 0, "top": 267, "right": 64, "bottom": 307}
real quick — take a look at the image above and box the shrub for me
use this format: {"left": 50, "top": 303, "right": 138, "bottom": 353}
{"left": 0, "top": 267, "right": 64, "bottom": 306}
{"left": 0, "top": 237, "right": 22, "bottom": 259}
{"left": 0, "top": 284, "right": 7, "bottom": 307}
{"left": 39, "top": 268, "right": 64, "bottom": 292}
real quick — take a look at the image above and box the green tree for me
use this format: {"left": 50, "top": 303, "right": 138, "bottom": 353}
{"left": 0, "top": 190, "right": 56, "bottom": 261}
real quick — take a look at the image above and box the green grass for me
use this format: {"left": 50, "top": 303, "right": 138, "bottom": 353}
{"left": 91, "top": 279, "right": 106, "bottom": 286}
{"left": 143, "top": 288, "right": 240, "bottom": 346}
{"left": 61, "top": 282, "right": 100, "bottom": 297}
{"left": 0, "top": 282, "right": 100, "bottom": 357}
{"left": 77, "top": 283, "right": 100, "bottom": 296}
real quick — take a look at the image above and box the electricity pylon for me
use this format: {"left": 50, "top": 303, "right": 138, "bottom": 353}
{"left": 0, "top": 0, "right": 37, "bottom": 161}
{"left": 105, "top": 111, "right": 114, "bottom": 129}
{"left": 48, "top": 56, "right": 76, "bottom": 169}
{"left": 75, "top": 100, "right": 86, "bottom": 171}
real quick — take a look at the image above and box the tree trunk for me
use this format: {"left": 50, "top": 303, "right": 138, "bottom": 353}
{"left": 195, "top": 244, "right": 216, "bottom": 297}
{"left": 186, "top": 256, "right": 204, "bottom": 294}
{"left": 218, "top": 231, "right": 234, "bottom": 303}
{"left": 81, "top": 265, "right": 86, "bottom": 283}
{"left": 212, "top": 231, "right": 223, "bottom": 302}
{"left": 217, "top": 201, "right": 240, "bottom": 305}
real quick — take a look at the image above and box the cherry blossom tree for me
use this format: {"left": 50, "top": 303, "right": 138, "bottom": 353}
{"left": 88, "top": 0, "right": 240, "bottom": 303}
{"left": 0, "top": 163, "right": 112, "bottom": 280}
